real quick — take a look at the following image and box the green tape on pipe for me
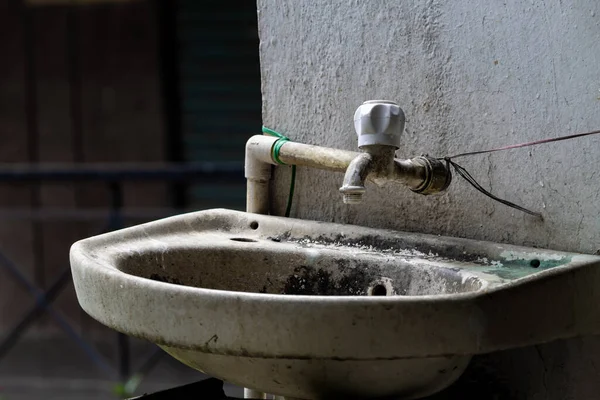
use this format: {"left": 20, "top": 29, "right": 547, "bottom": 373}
{"left": 262, "top": 126, "right": 296, "bottom": 217}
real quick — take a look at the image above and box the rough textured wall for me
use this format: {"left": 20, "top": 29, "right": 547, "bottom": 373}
{"left": 258, "top": 1, "right": 600, "bottom": 398}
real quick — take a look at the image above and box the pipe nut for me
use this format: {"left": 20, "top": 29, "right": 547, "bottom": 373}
{"left": 411, "top": 156, "right": 452, "bottom": 195}
{"left": 354, "top": 100, "right": 405, "bottom": 149}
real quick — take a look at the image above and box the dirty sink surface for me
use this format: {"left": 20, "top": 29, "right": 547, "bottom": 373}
{"left": 70, "top": 209, "right": 600, "bottom": 400}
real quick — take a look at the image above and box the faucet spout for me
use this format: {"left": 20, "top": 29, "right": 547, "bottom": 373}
{"left": 339, "top": 152, "right": 371, "bottom": 204}
{"left": 340, "top": 145, "right": 396, "bottom": 204}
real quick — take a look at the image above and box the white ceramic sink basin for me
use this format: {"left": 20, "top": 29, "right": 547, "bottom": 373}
{"left": 70, "top": 209, "right": 600, "bottom": 399}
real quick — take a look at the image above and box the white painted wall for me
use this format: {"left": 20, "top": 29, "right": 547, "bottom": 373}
{"left": 258, "top": 0, "right": 600, "bottom": 398}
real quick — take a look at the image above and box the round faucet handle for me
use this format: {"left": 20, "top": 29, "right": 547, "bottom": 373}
{"left": 354, "top": 100, "right": 405, "bottom": 149}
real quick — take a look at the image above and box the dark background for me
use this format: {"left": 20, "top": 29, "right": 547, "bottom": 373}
{"left": 0, "top": 0, "right": 260, "bottom": 398}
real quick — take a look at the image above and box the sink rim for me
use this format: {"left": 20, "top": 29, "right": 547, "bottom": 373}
{"left": 71, "top": 208, "right": 600, "bottom": 303}
{"left": 70, "top": 208, "right": 600, "bottom": 361}
{"left": 72, "top": 239, "right": 598, "bottom": 303}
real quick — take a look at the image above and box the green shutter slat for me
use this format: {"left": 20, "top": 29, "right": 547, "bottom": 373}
{"left": 177, "top": 0, "right": 261, "bottom": 208}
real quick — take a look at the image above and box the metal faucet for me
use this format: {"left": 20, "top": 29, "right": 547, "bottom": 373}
{"left": 339, "top": 100, "right": 451, "bottom": 204}
{"left": 244, "top": 100, "right": 452, "bottom": 214}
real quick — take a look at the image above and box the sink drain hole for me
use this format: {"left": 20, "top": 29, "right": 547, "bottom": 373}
{"left": 530, "top": 259, "right": 541, "bottom": 268}
{"left": 371, "top": 284, "right": 388, "bottom": 296}
{"left": 230, "top": 237, "right": 258, "bottom": 243}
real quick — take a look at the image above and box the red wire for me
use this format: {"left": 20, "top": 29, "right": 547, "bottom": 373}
{"left": 445, "top": 129, "right": 600, "bottom": 160}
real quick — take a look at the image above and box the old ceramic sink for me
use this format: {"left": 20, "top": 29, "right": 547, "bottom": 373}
{"left": 70, "top": 209, "right": 600, "bottom": 399}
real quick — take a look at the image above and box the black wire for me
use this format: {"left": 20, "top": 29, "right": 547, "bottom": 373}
{"left": 445, "top": 158, "right": 542, "bottom": 218}
{"left": 437, "top": 128, "right": 600, "bottom": 218}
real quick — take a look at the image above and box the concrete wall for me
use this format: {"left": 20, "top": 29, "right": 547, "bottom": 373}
{"left": 257, "top": 1, "right": 600, "bottom": 398}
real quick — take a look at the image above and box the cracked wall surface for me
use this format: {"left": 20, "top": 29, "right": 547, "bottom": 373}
{"left": 257, "top": 0, "right": 600, "bottom": 398}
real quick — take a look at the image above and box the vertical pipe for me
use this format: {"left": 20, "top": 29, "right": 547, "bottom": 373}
{"left": 245, "top": 135, "right": 277, "bottom": 215}
{"left": 244, "top": 388, "right": 268, "bottom": 399}
{"left": 244, "top": 136, "right": 275, "bottom": 396}
{"left": 246, "top": 179, "right": 270, "bottom": 214}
